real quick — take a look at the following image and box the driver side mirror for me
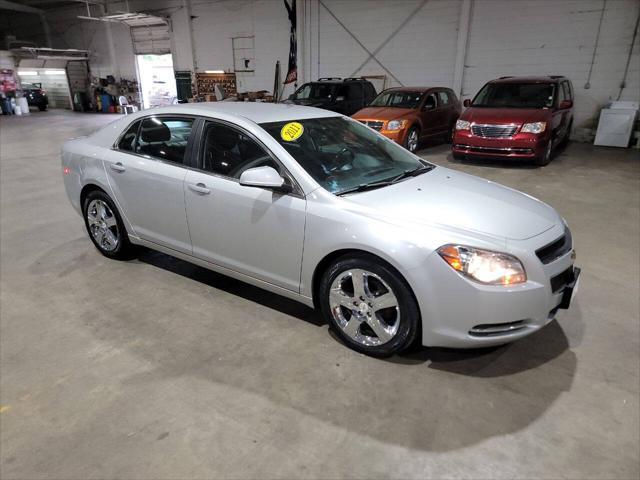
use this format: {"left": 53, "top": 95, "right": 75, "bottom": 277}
{"left": 239, "top": 166, "right": 292, "bottom": 193}
{"left": 463, "top": 99, "right": 471, "bottom": 107}
{"left": 288, "top": 94, "right": 295, "bottom": 100}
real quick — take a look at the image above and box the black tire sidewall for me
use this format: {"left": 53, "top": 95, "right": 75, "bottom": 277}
{"left": 535, "top": 140, "right": 553, "bottom": 166}
{"left": 319, "top": 255, "right": 420, "bottom": 357}
{"left": 404, "top": 127, "right": 419, "bottom": 152}
{"left": 82, "top": 190, "right": 132, "bottom": 259}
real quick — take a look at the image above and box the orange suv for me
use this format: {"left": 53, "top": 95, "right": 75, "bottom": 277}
{"left": 352, "top": 87, "right": 461, "bottom": 152}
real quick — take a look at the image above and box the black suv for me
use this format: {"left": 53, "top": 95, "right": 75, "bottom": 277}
{"left": 22, "top": 83, "right": 48, "bottom": 111}
{"left": 285, "top": 77, "right": 377, "bottom": 116}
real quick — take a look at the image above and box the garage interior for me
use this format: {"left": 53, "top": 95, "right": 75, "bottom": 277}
{"left": 1, "top": 1, "right": 639, "bottom": 479}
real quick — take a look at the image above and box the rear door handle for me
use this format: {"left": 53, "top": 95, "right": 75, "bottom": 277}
{"left": 188, "top": 182, "right": 211, "bottom": 195}
{"left": 110, "top": 162, "right": 126, "bottom": 173}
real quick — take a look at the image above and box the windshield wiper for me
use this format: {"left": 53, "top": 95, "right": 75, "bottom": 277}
{"left": 335, "top": 180, "right": 395, "bottom": 196}
{"left": 390, "top": 164, "right": 433, "bottom": 183}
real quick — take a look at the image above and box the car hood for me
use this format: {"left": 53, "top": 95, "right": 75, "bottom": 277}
{"left": 344, "top": 167, "right": 559, "bottom": 241}
{"left": 461, "top": 107, "right": 549, "bottom": 125}
{"left": 353, "top": 106, "right": 416, "bottom": 121}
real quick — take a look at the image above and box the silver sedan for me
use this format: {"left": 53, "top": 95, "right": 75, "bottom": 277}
{"left": 62, "top": 103, "right": 580, "bottom": 356}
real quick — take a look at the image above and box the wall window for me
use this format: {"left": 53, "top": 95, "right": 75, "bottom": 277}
{"left": 135, "top": 117, "right": 194, "bottom": 164}
{"left": 201, "top": 122, "right": 277, "bottom": 179}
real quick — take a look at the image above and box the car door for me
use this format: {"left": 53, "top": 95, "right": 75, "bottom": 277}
{"left": 419, "top": 92, "right": 443, "bottom": 137}
{"left": 553, "top": 81, "right": 572, "bottom": 143}
{"left": 183, "top": 119, "right": 306, "bottom": 292}
{"left": 105, "top": 115, "right": 195, "bottom": 254}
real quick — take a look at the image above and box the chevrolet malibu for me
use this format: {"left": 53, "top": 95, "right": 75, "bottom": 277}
{"left": 62, "top": 103, "right": 580, "bottom": 357}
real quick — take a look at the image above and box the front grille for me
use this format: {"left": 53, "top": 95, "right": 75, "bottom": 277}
{"left": 359, "top": 120, "right": 384, "bottom": 131}
{"left": 536, "top": 228, "right": 572, "bottom": 264}
{"left": 550, "top": 267, "right": 574, "bottom": 294}
{"left": 469, "top": 320, "right": 527, "bottom": 337}
{"left": 471, "top": 124, "right": 518, "bottom": 138}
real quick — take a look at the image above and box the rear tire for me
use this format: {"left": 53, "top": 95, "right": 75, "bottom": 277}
{"left": 82, "top": 190, "right": 134, "bottom": 260}
{"left": 534, "top": 140, "right": 553, "bottom": 166}
{"left": 319, "top": 254, "right": 420, "bottom": 357}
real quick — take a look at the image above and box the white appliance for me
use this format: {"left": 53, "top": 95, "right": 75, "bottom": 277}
{"left": 594, "top": 101, "right": 639, "bottom": 148}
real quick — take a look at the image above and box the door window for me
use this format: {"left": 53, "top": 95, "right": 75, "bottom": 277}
{"left": 557, "top": 83, "right": 566, "bottom": 106}
{"left": 437, "top": 91, "right": 451, "bottom": 106}
{"left": 117, "top": 120, "right": 141, "bottom": 152}
{"left": 135, "top": 116, "right": 194, "bottom": 164}
{"left": 561, "top": 82, "right": 572, "bottom": 102}
{"left": 200, "top": 122, "right": 277, "bottom": 179}
{"left": 423, "top": 93, "right": 438, "bottom": 110}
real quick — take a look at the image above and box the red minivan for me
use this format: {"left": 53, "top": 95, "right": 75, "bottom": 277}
{"left": 452, "top": 76, "right": 574, "bottom": 166}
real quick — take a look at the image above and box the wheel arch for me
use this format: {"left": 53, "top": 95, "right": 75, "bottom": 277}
{"left": 311, "top": 248, "right": 418, "bottom": 311}
{"left": 80, "top": 183, "right": 107, "bottom": 208}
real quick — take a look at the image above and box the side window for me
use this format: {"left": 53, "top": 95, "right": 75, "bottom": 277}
{"left": 562, "top": 82, "right": 572, "bottom": 102}
{"left": 136, "top": 116, "right": 194, "bottom": 164}
{"left": 437, "top": 91, "right": 450, "bottom": 106}
{"left": 557, "top": 83, "right": 566, "bottom": 105}
{"left": 424, "top": 93, "right": 438, "bottom": 110}
{"left": 117, "top": 120, "right": 140, "bottom": 152}
{"left": 365, "top": 83, "right": 376, "bottom": 101}
{"left": 348, "top": 83, "right": 364, "bottom": 101}
{"left": 201, "top": 122, "right": 277, "bottom": 179}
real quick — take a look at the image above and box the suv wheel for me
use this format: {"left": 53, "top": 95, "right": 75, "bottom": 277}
{"left": 83, "top": 190, "right": 134, "bottom": 259}
{"left": 534, "top": 140, "right": 553, "bottom": 166}
{"left": 404, "top": 127, "right": 420, "bottom": 153}
{"left": 319, "top": 254, "right": 420, "bottom": 357}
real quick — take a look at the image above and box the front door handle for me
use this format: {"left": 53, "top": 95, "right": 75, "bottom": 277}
{"left": 188, "top": 182, "right": 211, "bottom": 195}
{"left": 110, "top": 162, "right": 126, "bottom": 173}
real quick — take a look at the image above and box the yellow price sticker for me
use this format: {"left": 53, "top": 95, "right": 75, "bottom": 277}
{"left": 280, "top": 122, "right": 304, "bottom": 142}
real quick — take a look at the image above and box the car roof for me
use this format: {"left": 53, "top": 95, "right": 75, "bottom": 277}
{"left": 489, "top": 76, "right": 567, "bottom": 84}
{"left": 130, "top": 102, "right": 340, "bottom": 124}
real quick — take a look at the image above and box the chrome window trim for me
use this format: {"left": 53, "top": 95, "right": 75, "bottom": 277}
{"left": 110, "top": 113, "right": 305, "bottom": 198}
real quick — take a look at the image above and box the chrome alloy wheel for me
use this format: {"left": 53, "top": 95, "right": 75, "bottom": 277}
{"left": 329, "top": 269, "right": 400, "bottom": 346}
{"left": 87, "top": 199, "right": 119, "bottom": 252}
{"left": 406, "top": 129, "right": 419, "bottom": 152}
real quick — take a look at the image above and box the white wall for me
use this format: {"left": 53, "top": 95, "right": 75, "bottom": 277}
{"left": 42, "top": 0, "right": 639, "bottom": 129}
{"left": 299, "top": 0, "right": 639, "bottom": 128}
{"left": 462, "top": 0, "right": 640, "bottom": 128}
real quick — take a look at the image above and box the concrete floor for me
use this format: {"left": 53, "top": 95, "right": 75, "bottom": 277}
{"left": 1, "top": 110, "right": 638, "bottom": 479}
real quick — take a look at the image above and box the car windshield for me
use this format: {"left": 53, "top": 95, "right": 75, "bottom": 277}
{"left": 370, "top": 91, "right": 424, "bottom": 109}
{"left": 292, "top": 83, "right": 337, "bottom": 100}
{"left": 472, "top": 83, "right": 556, "bottom": 109}
{"left": 260, "top": 117, "right": 432, "bottom": 195}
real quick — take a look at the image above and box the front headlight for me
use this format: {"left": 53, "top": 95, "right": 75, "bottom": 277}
{"left": 437, "top": 245, "right": 527, "bottom": 285}
{"left": 455, "top": 119, "right": 471, "bottom": 130}
{"left": 386, "top": 120, "right": 406, "bottom": 131}
{"left": 521, "top": 122, "right": 546, "bottom": 134}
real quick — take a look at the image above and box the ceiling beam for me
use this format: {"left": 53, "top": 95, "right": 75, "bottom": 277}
{"left": 0, "top": 0, "right": 45, "bottom": 14}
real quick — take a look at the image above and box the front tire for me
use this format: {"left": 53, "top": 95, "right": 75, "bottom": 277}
{"left": 534, "top": 140, "right": 553, "bottom": 166}
{"left": 404, "top": 126, "right": 420, "bottom": 153}
{"left": 319, "top": 254, "right": 420, "bottom": 357}
{"left": 82, "top": 190, "right": 134, "bottom": 259}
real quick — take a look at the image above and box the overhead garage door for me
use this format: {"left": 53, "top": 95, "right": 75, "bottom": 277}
{"left": 131, "top": 23, "right": 171, "bottom": 55}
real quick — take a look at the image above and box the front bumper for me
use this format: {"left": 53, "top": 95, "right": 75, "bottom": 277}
{"left": 452, "top": 130, "right": 548, "bottom": 159}
{"left": 409, "top": 224, "right": 579, "bottom": 348}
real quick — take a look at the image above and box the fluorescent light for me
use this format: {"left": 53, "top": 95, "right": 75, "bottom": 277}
{"left": 18, "top": 71, "right": 38, "bottom": 76}
{"left": 44, "top": 70, "right": 66, "bottom": 75}
{"left": 204, "top": 70, "right": 225, "bottom": 74}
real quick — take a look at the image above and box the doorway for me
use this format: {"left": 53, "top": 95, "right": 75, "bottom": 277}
{"left": 136, "top": 54, "right": 177, "bottom": 109}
